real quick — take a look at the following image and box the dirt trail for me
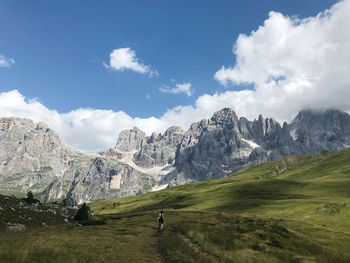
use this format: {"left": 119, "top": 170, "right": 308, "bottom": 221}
{"left": 179, "top": 233, "right": 218, "bottom": 261}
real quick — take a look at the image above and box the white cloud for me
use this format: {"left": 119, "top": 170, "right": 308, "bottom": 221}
{"left": 1, "top": 1, "right": 350, "bottom": 151}
{"left": 0, "top": 54, "right": 15, "bottom": 68}
{"left": 159, "top": 83, "right": 193, "bottom": 97}
{"left": 0, "top": 89, "right": 207, "bottom": 151}
{"left": 104, "top": 47, "right": 157, "bottom": 76}
{"left": 0, "top": 90, "right": 170, "bottom": 151}
{"left": 214, "top": 0, "right": 350, "bottom": 119}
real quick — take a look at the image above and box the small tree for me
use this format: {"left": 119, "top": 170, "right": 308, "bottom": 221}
{"left": 61, "top": 198, "right": 68, "bottom": 207}
{"left": 27, "top": 191, "right": 34, "bottom": 199}
{"left": 25, "top": 191, "right": 40, "bottom": 204}
{"left": 26, "top": 191, "right": 34, "bottom": 202}
{"left": 74, "top": 203, "right": 91, "bottom": 221}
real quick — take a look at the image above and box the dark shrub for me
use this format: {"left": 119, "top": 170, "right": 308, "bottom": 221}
{"left": 27, "top": 191, "right": 34, "bottom": 200}
{"left": 26, "top": 191, "right": 40, "bottom": 204}
{"left": 74, "top": 203, "right": 91, "bottom": 221}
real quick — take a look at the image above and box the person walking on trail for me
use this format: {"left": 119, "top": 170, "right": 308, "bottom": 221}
{"left": 157, "top": 211, "right": 164, "bottom": 230}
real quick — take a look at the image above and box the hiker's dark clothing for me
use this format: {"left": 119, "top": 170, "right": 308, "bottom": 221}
{"left": 157, "top": 213, "right": 164, "bottom": 230}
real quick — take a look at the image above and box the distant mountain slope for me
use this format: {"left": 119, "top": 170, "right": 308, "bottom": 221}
{"left": 109, "top": 108, "right": 350, "bottom": 187}
{"left": 1, "top": 108, "right": 350, "bottom": 204}
{"left": 0, "top": 118, "right": 156, "bottom": 204}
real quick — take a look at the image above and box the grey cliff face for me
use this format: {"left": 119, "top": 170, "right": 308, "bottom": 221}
{"left": 42, "top": 157, "right": 152, "bottom": 205}
{"left": 288, "top": 109, "right": 350, "bottom": 153}
{"left": 166, "top": 108, "right": 350, "bottom": 186}
{"left": 107, "top": 126, "right": 184, "bottom": 169}
{"left": 1, "top": 108, "right": 350, "bottom": 204}
{"left": 0, "top": 118, "right": 155, "bottom": 205}
{"left": 172, "top": 108, "right": 271, "bottom": 184}
{"left": 133, "top": 126, "right": 184, "bottom": 168}
{"left": 115, "top": 127, "right": 146, "bottom": 152}
{"left": 0, "top": 118, "right": 73, "bottom": 194}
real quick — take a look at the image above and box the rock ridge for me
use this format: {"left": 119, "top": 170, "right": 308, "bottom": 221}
{"left": 1, "top": 108, "right": 350, "bottom": 203}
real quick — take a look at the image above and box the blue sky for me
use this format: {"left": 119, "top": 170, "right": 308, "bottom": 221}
{"left": 0, "top": 0, "right": 337, "bottom": 117}
{"left": 1, "top": 0, "right": 349, "bottom": 150}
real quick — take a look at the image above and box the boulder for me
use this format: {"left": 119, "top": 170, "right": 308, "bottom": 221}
{"left": 6, "top": 223, "right": 26, "bottom": 232}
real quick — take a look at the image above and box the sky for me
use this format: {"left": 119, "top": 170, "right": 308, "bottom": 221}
{"left": 1, "top": 0, "right": 350, "bottom": 151}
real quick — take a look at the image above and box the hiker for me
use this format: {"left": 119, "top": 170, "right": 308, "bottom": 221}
{"left": 157, "top": 210, "right": 164, "bottom": 230}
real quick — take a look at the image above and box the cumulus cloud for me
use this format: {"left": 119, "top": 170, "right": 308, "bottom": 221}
{"left": 214, "top": 0, "right": 350, "bottom": 119}
{"left": 0, "top": 54, "right": 15, "bottom": 68}
{"left": 104, "top": 47, "right": 157, "bottom": 76}
{"left": 0, "top": 89, "right": 211, "bottom": 151}
{"left": 159, "top": 83, "right": 193, "bottom": 97}
{"left": 1, "top": 0, "right": 350, "bottom": 151}
{"left": 0, "top": 90, "right": 171, "bottom": 151}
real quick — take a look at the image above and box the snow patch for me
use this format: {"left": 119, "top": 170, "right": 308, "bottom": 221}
{"left": 151, "top": 183, "right": 168, "bottom": 192}
{"left": 241, "top": 138, "right": 260, "bottom": 149}
{"left": 290, "top": 129, "right": 297, "bottom": 140}
{"left": 115, "top": 149, "right": 175, "bottom": 176}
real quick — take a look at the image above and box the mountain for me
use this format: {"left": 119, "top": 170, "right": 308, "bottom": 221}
{"left": 1, "top": 108, "right": 350, "bottom": 204}
{"left": 0, "top": 118, "right": 156, "bottom": 204}
{"left": 109, "top": 108, "right": 350, "bottom": 187}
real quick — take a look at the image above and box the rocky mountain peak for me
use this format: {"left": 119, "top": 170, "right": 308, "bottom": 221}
{"left": 290, "top": 108, "right": 350, "bottom": 135}
{"left": 115, "top": 127, "right": 146, "bottom": 152}
{"left": 131, "top": 126, "right": 184, "bottom": 168}
{"left": 163, "top": 126, "right": 183, "bottom": 136}
{"left": 258, "top": 114, "right": 264, "bottom": 122}
{"left": 0, "top": 117, "right": 34, "bottom": 131}
{"left": 293, "top": 108, "right": 344, "bottom": 122}
{"left": 211, "top": 108, "right": 238, "bottom": 125}
{"left": 1, "top": 107, "right": 350, "bottom": 205}
{"left": 0, "top": 118, "right": 156, "bottom": 205}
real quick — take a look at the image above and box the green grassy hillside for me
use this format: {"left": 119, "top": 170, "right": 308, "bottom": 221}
{"left": 1, "top": 148, "right": 350, "bottom": 262}
{"left": 93, "top": 149, "right": 350, "bottom": 231}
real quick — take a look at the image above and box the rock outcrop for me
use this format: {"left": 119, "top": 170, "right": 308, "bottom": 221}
{"left": 115, "top": 127, "right": 146, "bottom": 152}
{"left": 0, "top": 193, "right": 76, "bottom": 230}
{"left": 133, "top": 126, "right": 184, "bottom": 168}
{"left": 113, "top": 126, "right": 184, "bottom": 168}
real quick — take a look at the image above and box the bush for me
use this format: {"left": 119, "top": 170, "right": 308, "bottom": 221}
{"left": 26, "top": 191, "right": 40, "bottom": 204}
{"left": 74, "top": 203, "right": 91, "bottom": 221}
{"left": 27, "top": 191, "right": 34, "bottom": 200}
